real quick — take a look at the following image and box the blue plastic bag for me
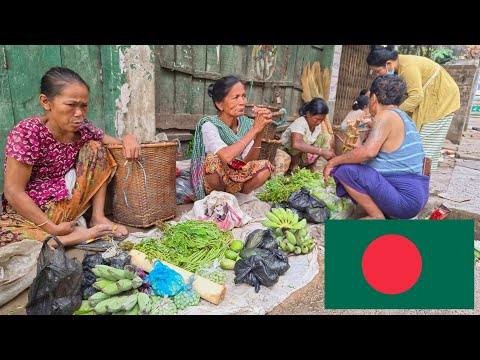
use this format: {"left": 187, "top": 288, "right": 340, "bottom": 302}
{"left": 145, "top": 260, "right": 184, "bottom": 297}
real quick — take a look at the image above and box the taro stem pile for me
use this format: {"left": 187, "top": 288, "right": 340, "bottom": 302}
{"left": 133, "top": 220, "right": 233, "bottom": 273}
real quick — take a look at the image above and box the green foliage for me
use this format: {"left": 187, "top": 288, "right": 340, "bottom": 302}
{"left": 397, "top": 45, "right": 457, "bottom": 65}
{"left": 183, "top": 139, "right": 194, "bottom": 159}
{"left": 430, "top": 48, "right": 456, "bottom": 64}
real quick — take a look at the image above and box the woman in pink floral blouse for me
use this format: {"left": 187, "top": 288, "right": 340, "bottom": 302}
{"left": 0, "top": 67, "right": 141, "bottom": 248}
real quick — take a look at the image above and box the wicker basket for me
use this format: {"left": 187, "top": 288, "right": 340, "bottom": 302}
{"left": 259, "top": 138, "right": 282, "bottom": 165}
{"left": 244, "top": 104, "right": 286, "bottom": 140}
{"left": 108, "top": 142, "right": 177, "bottom": 227}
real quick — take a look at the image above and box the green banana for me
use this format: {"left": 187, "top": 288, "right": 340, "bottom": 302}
{"left": 124, "top": 304, "right": 139, "bottom": 315}
{"left": 278, "top": 207, "right": 288, "bottom": 222}
{"left": 301, "top": 245, "right": 309, "bottom": 254}
{"left": 290, "top": 212, "right": 299, "bottom": 226}
{"left": 266, "top": 211, "right": 282, "bottom": 225}
{"left": 271, "top": 208, "right": 284, "bottom": 222}
{"left": 88, "top": 291, "right": 110, "bottom": 307}
{"left": 293, "top": 246, "right": 302, "bottom": 255}
{"left": 285, "top": 230, "right": 297, "bottom": 246}
{"left": 121, "top": 293, "right": 139, "bottom": 311}
{"left": 106, "top": 295, "right": 128, "bottom": 313}
{"left": 102, "top": 279, "right": 134, "bottom": 296}
{"left": 292, "top": 218, "right": 307, "bottom": 230}
{"left": 279, "top": 241, "right": 288, "bottom": 251}
{"left": 285, "top": 208, "right": 294, "bottom": 224}
{"left": 93, "top": 279, "right": 116, "bottom": 291}
{"left": 262, "top": 220, "right": 281, "bottom": 228}
{"left": 286, "top": 242, "right": 295, "bottom": 252}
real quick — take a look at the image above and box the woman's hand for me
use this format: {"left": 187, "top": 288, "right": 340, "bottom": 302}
{"left": 323, "top": 162, "right": 334, "bottom": 183}
{"left": 122, "top": 134, "right": 141, "bottom": 160}
{"left": 47, "top": 221, "right": 77, "bottom": 236}
{"left": 251, "top": 106, "right": 273, "bottom": 135}
{"left": 319, "top": 148, "right": 336, "bottom": 160}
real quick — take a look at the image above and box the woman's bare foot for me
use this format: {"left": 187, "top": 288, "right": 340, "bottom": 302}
{"left": 89, "top": 215, "right": 128, "bottom": 237}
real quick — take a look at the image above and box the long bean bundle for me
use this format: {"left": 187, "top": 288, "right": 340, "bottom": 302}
{"left": 133, "top": 220, "right": 232, "bottom": 272}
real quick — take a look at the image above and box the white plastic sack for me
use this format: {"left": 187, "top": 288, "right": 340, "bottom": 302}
{"left": 181, "top": 191, "right": 252, "bottom": 231}
{"left": 0, "top": 240, "right": 43, "bottom": 306}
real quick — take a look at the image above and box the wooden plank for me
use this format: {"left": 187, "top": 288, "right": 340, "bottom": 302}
{"left": 293, "top": 45, "right": 306, "bottom": 86}
{"left": 0, "top": 45, "right": 15, "bottom": 190}
{"left": 245, "top": 45, "right": 256, "bottom": 80}
{"left": 156, "top": 113, "right": 206, "bottom": 130}
{"left": 250, "top": 85, "right": 263, "bottom": 105}
{"left": 233, "top": 45, "right": 247, "bottom": 77}
{"left": 204, "top": 80, "right": 217, "bottom": 115}
{"left": 100, "top": 45, "right": 122, "bottom": 137}
{"left": 175, "top": 45, "right": 193, "bottom": 113}
{"left": 61, "top": 45, "right": 104, "bottom": 130}
{"left": 206, "top": 45, "right": 220, "bottom": 73}
{"left": 283, "top": 86, "right": 293, "bottom": 117}
{"left": 159, "top": 45, "right": 175, "bottom": 65}
{"left": 286, "top": 45, "right": 297, "bottom": 82}
{"left": 220, "top": 45, "right": 234, "bottom": 75}
{"left": 192, "top": 46, "right": 206, "bottom": 115}
{"left": 5, "top": 45, "right": 61, "bottom": 123}
{"left": 155, "top": 45, "right": 175, "bottom": 115}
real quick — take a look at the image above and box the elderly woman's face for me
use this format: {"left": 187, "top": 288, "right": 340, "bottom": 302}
{"left": 217, "top": 82, "right": 247, "bottom": 117}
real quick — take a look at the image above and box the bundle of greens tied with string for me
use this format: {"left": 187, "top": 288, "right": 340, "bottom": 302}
{"left": 133, "top": 220, "right": 233, "bottom": 273}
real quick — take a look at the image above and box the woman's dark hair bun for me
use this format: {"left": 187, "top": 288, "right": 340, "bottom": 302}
{"left": 207, "top": 84, "right": 215, "bottom": 98}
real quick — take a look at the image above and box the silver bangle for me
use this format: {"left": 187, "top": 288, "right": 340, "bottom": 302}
{"left": 239, "top": 140, "right": 247, "bottom": 148}
{"left": 36, "top": 219, "right": 50, "bottom": 227}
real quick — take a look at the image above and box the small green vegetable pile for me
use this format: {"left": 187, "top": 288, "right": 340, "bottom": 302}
{"left": 257, "top": 168, "right": 335, "bottom": 203}
{"left": 133, "top": 220, "right": 232, "bottom": 273}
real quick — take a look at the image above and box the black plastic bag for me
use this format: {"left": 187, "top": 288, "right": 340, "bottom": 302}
{"left": 104, "top": 252, "right": 131, "bottom": 269}
{"left": 244, "top": 229, "right": 278, "bottom": 250}
{"left": 233, "top": 255, "right": 279, "bottom": 292}
{"left": 82, "top": 252, "right": 104, "bottom": 269}
{"left": 287, "top": 187, "right": 326, "bottom": 212}
{"left": 239, "top": 248, "right": 290, "bottom": 275}
{"left": 26, "top": 235, "right": 83, "bottom": 315}
{"left": 303, "top": 206, "right": 330, "bottom": 224}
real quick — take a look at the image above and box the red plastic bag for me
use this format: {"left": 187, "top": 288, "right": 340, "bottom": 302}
{"left": 428, "top": 205, "right": 451, "bottom": 220}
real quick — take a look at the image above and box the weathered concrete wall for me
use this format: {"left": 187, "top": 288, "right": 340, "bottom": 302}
{"left": 444, "top": 59, "right": 480, "bottom": 144}
{"left": 115, "top": 45, "right": 156, "bottom": 142}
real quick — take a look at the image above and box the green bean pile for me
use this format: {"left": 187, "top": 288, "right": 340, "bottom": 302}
{"left": 133, "top": 220, "right": 232, "bottom": 272}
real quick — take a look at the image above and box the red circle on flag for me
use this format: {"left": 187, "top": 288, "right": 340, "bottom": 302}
{"left": 362, "top": 234, "right": 422, "bottom": 295}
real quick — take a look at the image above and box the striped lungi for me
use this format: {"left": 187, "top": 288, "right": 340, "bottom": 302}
{"left": 419, "top": 113, "right": 454, "bottom": 172}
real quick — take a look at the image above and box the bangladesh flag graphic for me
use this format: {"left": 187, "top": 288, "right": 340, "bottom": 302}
{"left": 325, "top": 220, "right": 474, "bottom": 309}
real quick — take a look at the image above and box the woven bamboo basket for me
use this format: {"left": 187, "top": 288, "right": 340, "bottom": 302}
{"left": 244, "top": 104, "right": 286, "bottom": 140}
{"left": 258, "top": 138, "right": 282, "bottom": 165}
{"left": 108, "top": 142, "right": 177, "bottom": 227}
{"left": 333, "top": 127, "right": 370, "bottom": 156}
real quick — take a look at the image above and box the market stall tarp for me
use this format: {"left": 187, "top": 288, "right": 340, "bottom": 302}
{"left": 123, "top": 192, "right": 320, "bottom": 315}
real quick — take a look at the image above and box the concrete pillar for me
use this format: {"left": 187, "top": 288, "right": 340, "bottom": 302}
{"left": 328, "top": 45, "right": 343, "bottom": 120}
{"left": 444, "top": 59, "right": 480, "bottom": 144}
{"left": 115, "top": 45, "right": 156, "bottom": 142}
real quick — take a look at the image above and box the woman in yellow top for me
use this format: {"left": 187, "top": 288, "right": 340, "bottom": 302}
{"left": 367, "top": 45, "right": 460, "bottom": 171}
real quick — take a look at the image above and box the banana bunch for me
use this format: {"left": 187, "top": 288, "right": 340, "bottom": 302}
{"left": 87, "top": 264, "right": 145, "bottom": 315}
{"left": 276, "top": 228, "right": 315, "bottom": 255}
{"left": 262, "top": 207, "right": 307, "bottom": 230}
{"left": 262, "top": 208, "right": 315, "bottom": 255}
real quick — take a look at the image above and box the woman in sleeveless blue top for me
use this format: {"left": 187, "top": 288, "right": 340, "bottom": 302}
{"left": 324, "top": 75, "right": 430, "bottom": 219}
